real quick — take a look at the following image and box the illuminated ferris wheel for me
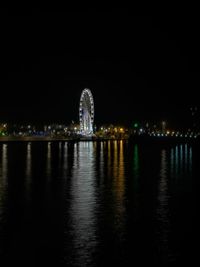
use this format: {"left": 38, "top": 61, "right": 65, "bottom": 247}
{"left": 79, "top": 88, "right": 94, "bottom": 135}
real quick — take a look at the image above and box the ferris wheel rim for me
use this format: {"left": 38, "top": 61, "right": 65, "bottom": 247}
{"left": 79, "top": 88, "right": 94, "bottom": 134}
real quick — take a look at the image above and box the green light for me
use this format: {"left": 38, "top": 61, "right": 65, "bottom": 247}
{"left": 134, "top": 123, "right": 138, "bottom": 128}
{"left": 133, "top": 145, "right": 139, "bottom": 192}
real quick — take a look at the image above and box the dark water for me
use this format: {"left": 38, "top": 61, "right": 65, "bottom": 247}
{"left": 0, "top": 141, "right": 197, "bottom": 266}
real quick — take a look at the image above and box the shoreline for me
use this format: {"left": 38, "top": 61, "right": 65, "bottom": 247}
{"left": 0, "top": 135, "right": 199, "bottom": 143}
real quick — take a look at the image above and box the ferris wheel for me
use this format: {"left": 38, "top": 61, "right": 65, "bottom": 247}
{"left": 79, "top": 88, "right": 94, "bottom": 135}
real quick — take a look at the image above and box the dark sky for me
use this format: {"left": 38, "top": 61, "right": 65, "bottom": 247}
{"left": 0, "top": 9, "right": 199, "bottom": 127}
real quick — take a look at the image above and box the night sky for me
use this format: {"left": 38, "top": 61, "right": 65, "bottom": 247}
{"left": 0, "top": 9, "right": 199, "bottom": 127}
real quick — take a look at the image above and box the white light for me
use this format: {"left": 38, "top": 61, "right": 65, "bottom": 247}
{"left": 79, "top": 88, "right": 94, "bottom": 135}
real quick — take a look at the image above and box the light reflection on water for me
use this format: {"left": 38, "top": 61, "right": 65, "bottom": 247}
{"left": 0, "top": 144, "right": 8, "bottom": 213}
{"left": 46, "top": 142, "right": 52, "bottom": 178}
{"left": 99, "top": 141, "right": 104, "bottom": 180}
{"left": 0, "top": 141, "right": 195, "bottom": 265}
{"left": 170, "top": 144, "right": 193, "bottom": 179}
{"left": 44, "top": 141, "right": 195, "bottom": 265}
{"left": 0, "top": 144, "right": 8, "bottom": 255}
{"left": 25, "top": 142, "right": 32, "bottom": 200}
{"left": 66, "top": 142, "right": 98, "bottom": 265}
{"left": 156, "top": 149, "right": 171, "bottom": 262}
{"left": 0, "top": 144, "right": 8, "bottom": 210}
{"left": 62, "top": 142, "right": 68, "bottom": 177}
{"left": 112, "top": 141, "right": 126, "bottom": 233}
{"left": 156, "top": 144, "right": 193, "bottom": 263}
{"left": 133, "top": 144, "right": 139, "bottom": 193}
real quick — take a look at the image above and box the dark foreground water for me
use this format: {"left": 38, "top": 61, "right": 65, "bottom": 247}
{"left": 0, "top": 140, "right": 197, "bottom": 266}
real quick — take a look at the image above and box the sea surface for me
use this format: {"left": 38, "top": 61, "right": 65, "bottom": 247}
{"left": 0, "top": 140, "right": 197, "bottom": 266}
